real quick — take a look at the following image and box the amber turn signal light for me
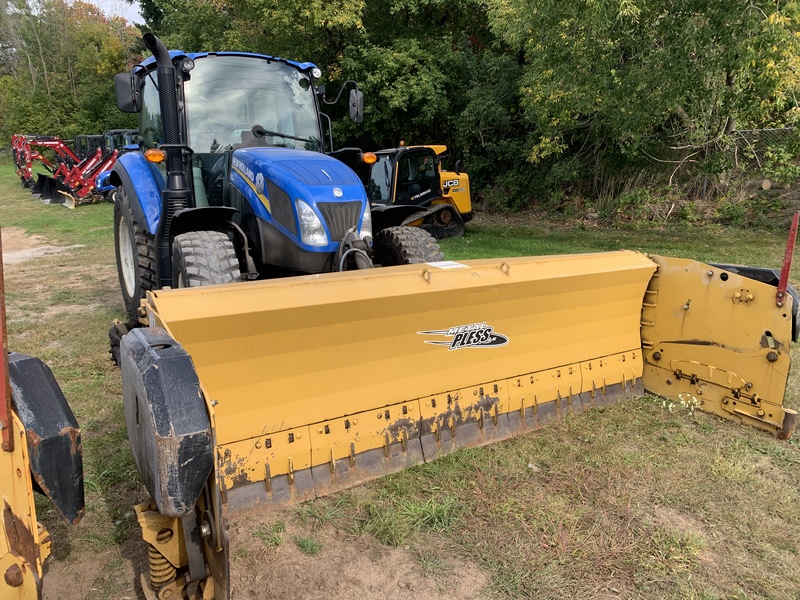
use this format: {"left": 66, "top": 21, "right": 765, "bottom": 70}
{"left": 144, "top": 148, "right": 166, "bottom": 163}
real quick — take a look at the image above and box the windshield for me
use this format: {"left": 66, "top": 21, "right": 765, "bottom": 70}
{"left": 184, "top": 55, "right": 321, "bottom": 153}
{"left": 367, "top": 155, "right": 394, "bottom": 202}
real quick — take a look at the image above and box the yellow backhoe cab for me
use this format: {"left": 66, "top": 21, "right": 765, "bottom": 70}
{"left": 364, "top": 145, "right": 472, "bottom": 239}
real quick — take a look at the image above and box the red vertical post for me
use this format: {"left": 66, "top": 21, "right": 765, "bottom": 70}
{"left": 0, "top": 228, "right": 12, "bottom": 452}
{"left": 777, "top": 211, "right": 800, "bottom": 307}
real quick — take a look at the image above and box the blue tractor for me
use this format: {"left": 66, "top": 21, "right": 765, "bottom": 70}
{"left": 111, "top": 34, "right": 443, "bottom": 320}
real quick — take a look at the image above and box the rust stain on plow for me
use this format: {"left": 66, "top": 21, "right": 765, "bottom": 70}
{"left": 25, "top": 429, "right": 41, "bottom": 449}
{"left": 59, "top": 426, "right": 81, "bottom": 455}
{"left": 3, "top": 499, "right": 38, "bottom": 570}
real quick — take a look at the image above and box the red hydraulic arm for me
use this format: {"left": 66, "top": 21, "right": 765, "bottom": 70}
{"left": 0, "top": 230, "right": 12, "bottom": 452}
{"left": 777, "top": 211, "right": 799, "bottom": 308}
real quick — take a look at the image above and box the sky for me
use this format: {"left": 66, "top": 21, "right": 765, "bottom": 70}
{"left": 85, "top": 0, "right": 142, "bottom": 24}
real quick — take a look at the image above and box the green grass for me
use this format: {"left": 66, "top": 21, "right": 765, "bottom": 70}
{"left": 294, "top": 535, "right": 323, "bottom": 555}
{"left": 253, "top": 522, "right": 286, "bottom": 548}
{"left": 3, "top": 163, "right": 800, "bottom": 599}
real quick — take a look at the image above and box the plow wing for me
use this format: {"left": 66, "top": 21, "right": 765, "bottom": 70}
{"left": 121, "top": 250, "right": 796, "bottom": 599}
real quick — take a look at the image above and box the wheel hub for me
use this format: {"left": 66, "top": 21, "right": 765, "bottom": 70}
{"left": 118, "top": 216, "right": 136, "bottom": 298}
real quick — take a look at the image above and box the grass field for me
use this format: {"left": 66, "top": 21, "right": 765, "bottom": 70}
{"left": 2, "top": 164, "right": 799, "bottom": 599}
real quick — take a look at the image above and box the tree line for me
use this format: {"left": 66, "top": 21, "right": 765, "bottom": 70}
{"left": 2, "top": 0, "right": 799, "bottom": 212}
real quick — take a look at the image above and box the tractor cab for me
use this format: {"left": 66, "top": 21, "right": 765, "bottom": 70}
{"left": 367, "top": 146, "right": 441, "bottom": 206}
{"left": 360, "top": 144, "right": 473, "bottom": 239}
{"left": 103, "top": 129, "right": 139, "bottom": 154}
{"left": 73, "top": 134, "right": 104, "bottom": 161}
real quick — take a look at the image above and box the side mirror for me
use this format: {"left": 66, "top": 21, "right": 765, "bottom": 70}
{"left": 454, "top": 160, "right": 461, "bottom": 175}
{"left": 349, "top": 89, "right": 364, "bottom": 124}
{"left": 115, "top": 72, "right": 142, "bottom": 113}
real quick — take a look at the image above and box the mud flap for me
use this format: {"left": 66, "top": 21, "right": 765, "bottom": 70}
{"left": 641, "top": 255, "right": 797, "bottom": 438}
{"left": 8, "top": 352, "right": 84, "bottom": 525}
{"left": 120, "top": 327, "right": 214, "bottom": 518}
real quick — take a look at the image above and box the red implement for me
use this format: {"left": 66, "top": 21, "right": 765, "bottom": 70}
{"left": 777, "top": 211, "right": 800, "bottom": 307}
{"left": 0, "top": 230, "right": 12, "bottom": 452}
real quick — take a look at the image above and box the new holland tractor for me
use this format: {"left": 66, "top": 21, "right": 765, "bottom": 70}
{"left": 110, "top": 34, "right": 443, "bottom": 321}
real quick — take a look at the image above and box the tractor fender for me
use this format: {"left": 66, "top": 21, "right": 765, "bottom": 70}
{"left": 170, "top": 207, "right": 258, "bottom": 278}
{"left": 169, "top": 206, "right": 239, "bottom": 246}
{"left": 110, "top": 152, "right": 165, "bottom": 235}
{"left": 370, "top": 204, "right": 428, "bottom": 234}
{"left": 8, "top": 352, "right": 85, "bottom": 525}
{"left": 120, "top": 327, "right": 213, "bottom": 518}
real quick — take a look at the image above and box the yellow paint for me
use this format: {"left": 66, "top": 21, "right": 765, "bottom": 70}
{"left": 641, "top": 255, "right": 796, "bottom": 437}
{"left": 143, "top": 250, "right": 798, "bottom": 506}
{"left": 436, "top": 169, "right": 472, "bottom": 216}
{"left": 231, "top": 165, "right": 271, "bottom": 212}
{"left": 0, "top": 413, "right": 49, "bottom": 599}
{"left": 147, "top": 250, "right": 656, "bottom": 486}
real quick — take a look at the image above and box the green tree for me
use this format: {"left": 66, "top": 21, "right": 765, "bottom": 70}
{"left": 0, "top": 0, "right": 140, "bottom": 144}
{"left": 488, "top": 0, "right": 800, "bottom": 171}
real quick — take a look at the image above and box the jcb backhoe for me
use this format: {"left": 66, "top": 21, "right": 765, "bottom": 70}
{"left": 355, "top": 144, "right": 472, "bottom": 239}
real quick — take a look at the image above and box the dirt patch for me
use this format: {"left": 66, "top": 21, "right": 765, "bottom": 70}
{"left": 1, "top": 227, "right": 83, "bottom": 265}
{"left": 651, "top": 506, "right": 705, "bottom": 536}
{"left": 229, "top": 518, "right": 489, "bottom": 599}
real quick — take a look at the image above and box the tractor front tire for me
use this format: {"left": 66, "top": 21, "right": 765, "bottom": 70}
{"left": 372, "top": 226, "right": 444, "bottom": 266}
{"left": 114, "top": 187, "right": 156, "bottom": 321}
{"left": 172, "top": 231, "right": 241, "bottom": 288}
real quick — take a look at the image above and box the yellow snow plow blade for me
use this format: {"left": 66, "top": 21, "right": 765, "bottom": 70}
{"left": 145, "top": 250, "right": 655, "bottom": 511}
{"left": 123, "top": 250, "right": 796, "bottom": 599}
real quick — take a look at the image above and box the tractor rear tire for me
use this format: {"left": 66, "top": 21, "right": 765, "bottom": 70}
{"left": 114, "top": 187, "right": 156, "bottom": 321}
{"left": 172, "top": 231, "right": 242, "bottom": 288}
{"left": 372, "top": 226, "right": 444, "bottom": 266}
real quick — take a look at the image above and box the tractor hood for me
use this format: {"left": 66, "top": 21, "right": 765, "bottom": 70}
{"left": 229, "top": 147, "right": 367, "bottom": 221}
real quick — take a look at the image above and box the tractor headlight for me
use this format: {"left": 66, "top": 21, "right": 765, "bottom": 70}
{"left": 359, "top": 204, "right": 372, "bottom": 239}
{"left": 296, "top": 199, "right": 329, "bottom": 246}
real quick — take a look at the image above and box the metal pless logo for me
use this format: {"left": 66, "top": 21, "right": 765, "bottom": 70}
{"left": 333, "top": 187, "right": 343, "bottom": 198}
{"left": 418, "top": 322, "right": 509, "bottom": 351}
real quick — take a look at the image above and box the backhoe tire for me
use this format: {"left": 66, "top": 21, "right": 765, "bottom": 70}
{"left": 172, "top": 231, "right": 242, "bottom": 288}
{"left": 114, "top": 187, "right": 156, "bottom": 321}
{"left": 422, "top": 206, "right": 466, "bottom": 239}
{"left": 372, "top": 226, "right": 444, "bottom": 266}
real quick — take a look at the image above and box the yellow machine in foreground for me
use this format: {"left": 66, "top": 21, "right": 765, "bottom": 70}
{"left": 0, "top": 247, "right": 84, "bottom": 599}
{"left": 119, "top": 247, "right": 797, "bottom": 599}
